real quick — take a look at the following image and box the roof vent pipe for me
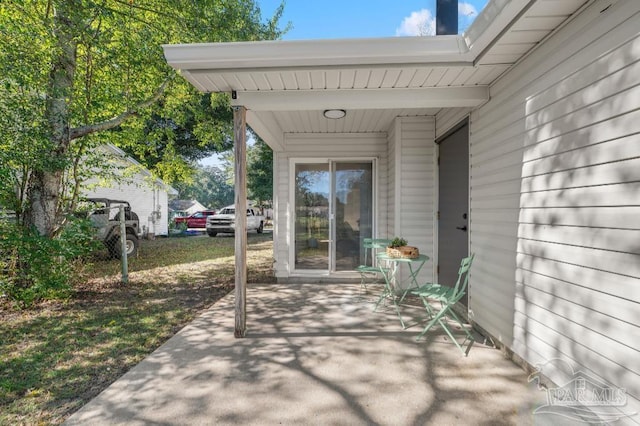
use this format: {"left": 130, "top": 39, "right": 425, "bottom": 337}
{"left": 436, "top": 0, "right": 458, "bottom": 35}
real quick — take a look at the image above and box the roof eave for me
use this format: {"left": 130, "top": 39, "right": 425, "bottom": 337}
{"left": 462, "top": 0, "right": 536, "bottom": 63}
{"left": 163, "top": 0, "right": 540, "bottom": 75}
{"left": 163, "top": 35, "right": 471, "bottom": 72}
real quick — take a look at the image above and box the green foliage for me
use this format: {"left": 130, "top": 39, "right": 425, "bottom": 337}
{"left": 128, "top": 93, "right": 234, "bottom": 174}
{"left": 0, "top": 0, "right": 287, "bottom": 226}
{"left": 389, "top": 237, "right": 408, "bottom": 248}
{"left": 0, "top": 0, "right": 286, "bottom": 297}
{"left": 0, "top": 81, "right": 49, "bottom": 215}
{"left": 58, "top": 215, "right": 104, "bottom": 257}
{"left": 172, "top": 165, "right": 234, "bottom": 209}
{"left": 72, "top": 0, "right": 287, "bottom": 184}
{"left": 247, "top": 136, "right": 273, "bottom": 207}
{"left": 217, "top": 133, "right": 273, "bottom": 198}
{"left": 0, "top": 217, "right": 100, "bottom": 308}
{"left": 168, "top": 220, "right": 188, "bottom": 236}
{"left": 0, "top": 234, "right": 274, "bottom": 424}
{"left": 174, "top": 132, "right": 272, "bottom": 213}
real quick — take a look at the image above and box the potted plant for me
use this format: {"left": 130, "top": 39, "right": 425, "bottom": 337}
{"left": 386, "top": 236, "right": 419, "bottom": 258}
{"left": 388, "top": 237, "right": 407, "bottom": 248}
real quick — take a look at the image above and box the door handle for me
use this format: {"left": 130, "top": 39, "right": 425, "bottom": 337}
{"left": 456, "top": 226, "right": 468, "bottom": 232}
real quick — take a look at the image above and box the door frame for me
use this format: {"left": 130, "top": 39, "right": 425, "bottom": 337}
{"left": 289, "top": 157, "right": 378, "bottom": 275}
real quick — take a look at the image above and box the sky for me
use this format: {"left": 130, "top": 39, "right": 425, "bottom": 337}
{"left": 258, "top": 0, "right": 489, "bottom": 40}
{"left": 200, "top": 0, "right": 488, "bottom": 167}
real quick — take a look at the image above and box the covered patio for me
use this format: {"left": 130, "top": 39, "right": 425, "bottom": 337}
{"left": 143, "top": 0, "right": 640, "bottom": 421}
{"left": 65, "top": 283, "right": 548, "bottom": 425}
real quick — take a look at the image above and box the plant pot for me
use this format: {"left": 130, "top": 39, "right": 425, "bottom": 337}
{"left": 386, "top": 245, "right": 419, "bottom": 259}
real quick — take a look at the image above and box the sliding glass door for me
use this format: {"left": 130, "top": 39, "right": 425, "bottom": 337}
{"left": 334, "top": 162, "right": 373, "bottom": 271}
{"left": 294, "top": 163, "right": 330, "bottom": 270}
{"left": 293, "top": 160, "right": 373, "bottom": 273}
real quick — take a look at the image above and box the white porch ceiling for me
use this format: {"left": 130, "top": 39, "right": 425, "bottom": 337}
{"left": 252, "top": 108, "right": 442, "bottom": 134}
{"left": 163, "top": 0, "right": 589, "bottom": 149}
{"left": 186, "top": 64, "right": 508, "bottom": 94}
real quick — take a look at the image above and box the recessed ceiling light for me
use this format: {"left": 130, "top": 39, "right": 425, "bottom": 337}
{"left": 323, "top": 109, "right": 346, "bottom": 119}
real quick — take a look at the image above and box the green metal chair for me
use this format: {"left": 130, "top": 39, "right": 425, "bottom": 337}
{"left": 410, "top": 253, "right": 475, "bottom": 356}
{"left": 356, "top": 238, "right": 390, "bottom": 290}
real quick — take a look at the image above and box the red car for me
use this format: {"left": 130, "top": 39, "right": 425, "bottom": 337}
{"left": 174, "top": 210, "right": 216, "bottom": 228}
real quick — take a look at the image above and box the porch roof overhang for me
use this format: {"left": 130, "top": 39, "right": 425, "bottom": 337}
{"left": 162, "top": 0, "right": 589, "bottom": 150}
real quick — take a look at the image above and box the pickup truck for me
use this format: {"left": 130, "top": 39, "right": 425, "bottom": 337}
{"left": 206, "top": 205, "right": 264, "bottom": 237}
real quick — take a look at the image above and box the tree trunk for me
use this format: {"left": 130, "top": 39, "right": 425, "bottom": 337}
{"left": 25, "top": 2, "right": 76, "bottom": 237}
{"left": 25, "top": 169, "right": 65, "bottom": 237}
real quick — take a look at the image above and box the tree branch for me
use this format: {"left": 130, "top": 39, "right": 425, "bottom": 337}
{"left": 69, "top": 76, "right": 173, "bottom": 140}
{"left": 111, "top": 0, "right": 181, "bottom": 22}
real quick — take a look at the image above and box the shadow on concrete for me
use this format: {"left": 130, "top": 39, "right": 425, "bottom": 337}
{"left": 65, "top": 283, "right": 545, "bottom": 425}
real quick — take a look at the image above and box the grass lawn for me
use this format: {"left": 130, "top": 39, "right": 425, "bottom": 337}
{"left": 0, "top": 232, "right": 274, "bottom": 425}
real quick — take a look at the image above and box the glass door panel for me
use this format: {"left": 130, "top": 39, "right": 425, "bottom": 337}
{"left": 333, "top": 162, "right": 373, "bottom": 271}
{"left": 294, "top": 163, "right": 330, "bottom": 270}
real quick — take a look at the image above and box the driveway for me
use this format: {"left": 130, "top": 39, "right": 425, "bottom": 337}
{"left": 65, "top": 283, "right": 548, "bottom": 425}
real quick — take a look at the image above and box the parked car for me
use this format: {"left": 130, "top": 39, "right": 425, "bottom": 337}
{"left": 80, "top": 198, "right": 141, "bottom": 258}
{"left": 174, "top": 210, "right": 216, "bottom": 229}
{"left": 206, "top": 204, "right": 264, "bottom": 236}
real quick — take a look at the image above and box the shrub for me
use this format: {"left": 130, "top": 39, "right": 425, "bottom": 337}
{"left": 169, "top": 220, "right": 188, "bottom": 236}
{"left": 0, "top": 216, "right": 100, "bottom": 308}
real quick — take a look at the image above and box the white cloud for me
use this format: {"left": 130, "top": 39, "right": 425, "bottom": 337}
{"left": 459, "top": 2, "right": 478, "bottom": 17}
{"left": 458, "top": 2, "right": 479, "bottom": 33}
{"left": 396, "top": 9, "right": 436, "bottom": 37}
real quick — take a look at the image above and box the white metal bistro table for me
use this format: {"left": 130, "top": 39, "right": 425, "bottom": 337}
{"left": 374, "top": 253, "right": 429, "bottom": 328}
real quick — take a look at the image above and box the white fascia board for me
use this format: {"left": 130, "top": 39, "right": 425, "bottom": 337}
{"left": 163, "top": 36, "right": 471, "bottom": 72}
{"left": 463, "top": 0, "right": 533, "bottom": 59}
{"left": 163, "top": 0, "right": 544, "bottom": 79}
{"left": 231, "top": 86, "right": 489, "bottom": 111}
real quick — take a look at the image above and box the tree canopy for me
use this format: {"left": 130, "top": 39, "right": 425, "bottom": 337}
{"left": 0, "top": 0, "right": 286, "bottom": 236}
{"left": 217, "top": 133, "right": 273, "bottom": 208}
{"left": 246, "top": 137, "right": 273, "bottom": 207}
{"left": 172, "top": 165, "right": 234, "bottom": 209}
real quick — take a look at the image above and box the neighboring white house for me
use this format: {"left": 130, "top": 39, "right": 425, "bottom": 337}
{"left": 169, "top": 199, "right": 207, "bottom": 219}
{"left": 164, "top": 0, "right": 640, "bottom": 422}
{"left": 82, "top": 144, "right": 178, "bottom": 237}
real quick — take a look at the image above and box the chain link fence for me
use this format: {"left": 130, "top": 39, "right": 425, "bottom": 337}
{"left": 83, "top": 200, "right": 142, "bottom": 283}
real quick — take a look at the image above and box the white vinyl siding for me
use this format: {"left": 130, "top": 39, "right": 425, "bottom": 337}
{"left": 469, "top": 0, "right": 640, "bottom": 419}
{"left": 83, "top": 147, "right": 174, "bottom": 237}
{"left": 388, "top": 117, "right": 437, "bottom": 284}
{"left": 273, "top": 133, "right": 388, "bottom": 278}
{"left": 272, "top": 150, "right": 289, "bottom": 277}
{"left": 85, "top": 182, "right": 170, "bottom": 237}
{"left": 387, "top": 121, "right": 397, "bottom": 238}
{"left": 435, "top": 108, "right": 471, "bottom": 139}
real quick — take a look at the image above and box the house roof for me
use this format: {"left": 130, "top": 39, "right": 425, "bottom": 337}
{"left": 103, "top": 144, "right": 179, "bottom": 196}
{"left": 163, "top": 0, "right": 588, "bottom": 149}
{"left": 169, "top": 199, "right": 205, "bottom": 212}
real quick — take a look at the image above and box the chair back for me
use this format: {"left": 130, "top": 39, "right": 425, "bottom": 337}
{"left": 362, "top": 238, "right": 391, "bottom": 266}
{"left": 362, "top": 238, "right": 374, "bottom": 265}
{"left": 451, "top": 253, "right": 475, "bottom": 302}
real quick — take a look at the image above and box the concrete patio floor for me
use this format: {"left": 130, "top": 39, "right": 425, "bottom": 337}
{"left": 65, "top": 283, "right": 551, "bottom": 425}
